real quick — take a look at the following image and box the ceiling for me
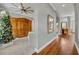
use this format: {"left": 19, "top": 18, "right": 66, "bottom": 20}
{"left": 0, "top": 3, "right": 34, "bottom": 18}
{"left": 52, "top": 3, "right": 74, "bottom": 17}
{"left": 0, "top": 3, "right": 75, "bottom": 17}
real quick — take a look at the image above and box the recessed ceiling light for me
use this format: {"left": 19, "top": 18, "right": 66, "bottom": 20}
{"left": 62, "top": 4, "right": 65, "bottom": 7}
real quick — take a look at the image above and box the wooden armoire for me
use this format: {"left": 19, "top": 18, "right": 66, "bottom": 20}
{"left": 10, "top": 17, "right": 32, "bottom": 38}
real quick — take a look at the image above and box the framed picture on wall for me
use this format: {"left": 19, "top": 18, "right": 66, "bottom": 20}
{"left": 47, "top": 15, "right": 54, "bottom": 33}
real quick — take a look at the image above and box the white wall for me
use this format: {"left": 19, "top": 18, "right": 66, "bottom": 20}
{"left": 74, "top": 4, "right": 79, "bottom": 48}
{"left": 37, "top": 4, "right": 57, "bottom": 49}
{"left": 28, "top": 4, "right": 57, "bottom": 50}
{"left": 27, "top": 3, "right": 57, "bottom": 50}
{"left": 70, "top": 16, "right": 75, "bottom": 32}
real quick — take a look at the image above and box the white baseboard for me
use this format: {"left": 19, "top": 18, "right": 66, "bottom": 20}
{"left": 74, "top": 42, "right": 79, "bottom": 54}
{"left": 0, "top": 42, "right": 13, "bottom": 49}
{"left": 35, "top": 35, "right": 58, "bottom": 53}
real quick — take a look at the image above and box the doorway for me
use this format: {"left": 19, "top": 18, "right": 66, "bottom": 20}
{"left": 61, "top": 22, "right": 67, "bottom": 29}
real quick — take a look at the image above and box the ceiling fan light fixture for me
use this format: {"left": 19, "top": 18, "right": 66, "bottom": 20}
{"left": 13, "top": 3, "right": 34, "bottom": 15}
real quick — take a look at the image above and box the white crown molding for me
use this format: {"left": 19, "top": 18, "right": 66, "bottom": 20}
{"left": 49, "top": 3, "right": 56, "bottom": 11}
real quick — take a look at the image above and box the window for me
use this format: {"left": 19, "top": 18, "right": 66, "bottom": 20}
{"left": 47, "top": 15, "right": 54, "bottom": 33}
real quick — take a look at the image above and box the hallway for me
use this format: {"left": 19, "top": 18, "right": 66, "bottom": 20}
{"left": 0, "top": 3, "right": 78, "bottom": 55}
{"left": 33, "top": 32, "right": 78, "bottom": 55}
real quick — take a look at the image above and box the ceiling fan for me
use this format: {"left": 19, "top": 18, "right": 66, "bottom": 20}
{"left": 12, "top": 3, "right": 34, "bottom": 14}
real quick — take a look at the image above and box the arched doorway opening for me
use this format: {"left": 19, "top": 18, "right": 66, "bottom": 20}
{"left": 10, "top": 17, "right": 32, "bottom": 38}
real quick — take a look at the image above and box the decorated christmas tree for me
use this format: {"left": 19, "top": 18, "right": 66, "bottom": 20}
{"left": 0, "top": 10, "right": 14, "bottom": 44}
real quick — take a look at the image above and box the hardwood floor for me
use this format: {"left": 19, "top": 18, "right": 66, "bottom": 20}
{"left": 33, "top": 33, "right": 78, "bottom": 55}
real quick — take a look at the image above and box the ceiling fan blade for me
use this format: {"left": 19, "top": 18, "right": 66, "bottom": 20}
{"left": 22, "top": 10, "right": 34, "bottom": 14}
{"left": 12, "top": 3, "right": 19, "bottom": 8}
{"left": 26, "top": 10, "right": 34, "bottom": 12}
{"left": 25, "top": 7, "right": 31, "bottom": 10}
{"left": 20, "top": 3, "right": 24, "bottom": 9}
{"left": 27, "top": 11, "right": 33, "bottom": 14}
{"left": 22, "top": 10, "right": 31, "bottom": 14}
{"left": 27, "top": 10, "right": 34, "bottom": 14}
